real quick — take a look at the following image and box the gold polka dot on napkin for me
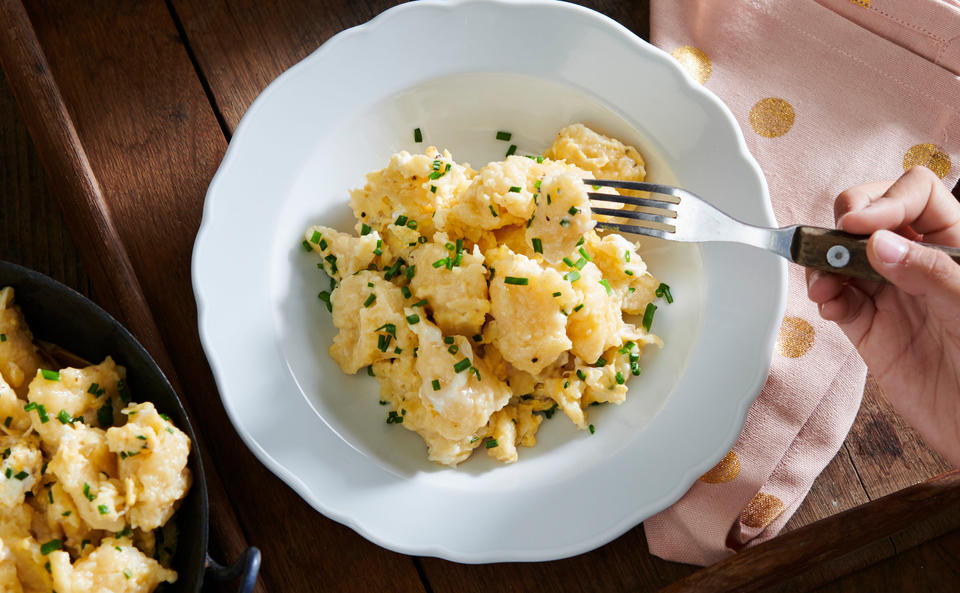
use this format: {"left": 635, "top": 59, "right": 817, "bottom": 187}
{"left": 749, "top": 98, "right": 795, "bottom": 137}
{"left": 671, "top": 46, "right": 712, "bottom": 84}
{"left": 775, "top": 316, "right": 815, "bottom": 358}
{"left": 740, "top": 492, "right": 786, "bottom": 529}
{"left": 699, "top": 450, "right": 741, "bottom": 483}
{"left": 903, "top": 143, "right": 951, "bottom": 179}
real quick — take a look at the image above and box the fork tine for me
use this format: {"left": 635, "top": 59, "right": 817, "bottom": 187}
{"left": 595, "top": 221, "right": 670, "bottom": 239}
{"left": 587, "top": 192, "right": 678, "bottom": 213}
{"left": 585, "top": 179, "right": 687, "bottom": 200}
{"left": 591, "top": 207, "right": 674, "bottom": 226}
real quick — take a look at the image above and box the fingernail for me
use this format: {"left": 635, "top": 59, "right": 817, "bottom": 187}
{"left": 873, "top": 230, "right": 908, "bottom": 264}
{"left": 807, "top": 270, "right": 823, "bottom": 290}
{"left": 836, "top": 213, "right": 848, "bottom": 231}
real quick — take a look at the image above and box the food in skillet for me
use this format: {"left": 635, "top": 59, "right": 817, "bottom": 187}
{"left": 0, "top": 287, "right": 191, "bottom": 593}
{"left": 304, "top": 124, "right": 670, "bottom": 466}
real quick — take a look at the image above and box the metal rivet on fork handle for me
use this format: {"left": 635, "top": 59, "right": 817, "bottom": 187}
{"left": 826, "top": 245, "right": 850, "bottom": 268}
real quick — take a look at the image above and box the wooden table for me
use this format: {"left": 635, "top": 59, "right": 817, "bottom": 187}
{"left": 1, "top": 1, "right": 959, "bottom": 591}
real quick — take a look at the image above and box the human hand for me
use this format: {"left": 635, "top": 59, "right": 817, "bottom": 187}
{"left": 806, "top": 166, "right": 960, "bottom": 467}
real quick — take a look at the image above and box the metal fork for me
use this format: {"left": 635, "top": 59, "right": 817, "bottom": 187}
{"left": 586, "top": 179, "right": 960, "bottom": 282}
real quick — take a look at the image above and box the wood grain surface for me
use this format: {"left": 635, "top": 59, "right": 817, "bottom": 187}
{"left": 2, "top": 0, "right": 960, "bottom": 591}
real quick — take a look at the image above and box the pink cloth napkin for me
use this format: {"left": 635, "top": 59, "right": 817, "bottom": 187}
{"left": 644, "top": 0, "right": 960, "bottom": 565}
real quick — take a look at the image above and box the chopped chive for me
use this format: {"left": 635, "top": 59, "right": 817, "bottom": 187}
{"left": 432, "top": 159, "right": 441, "bottom": 171}
{"left": 504, "top": 276, "right": 529, "bottom": 285}
{"left": 568, "top": 206, "right": 579, "bottom": 215}
{"left": 406, "top": 314, "right": 420, "bottom": 325}
{"left": 3, "top": 468, "right": 9, "bottom": 478}
{"left": 360, "top": 223, "right": 372, "bottom": 236}
{"left": 579, "top": 247, "right": 592, "bottom": 261}
{"left": 83, "top": 482, "right": 95, "bottom": 501}
{"left": 552, "top": 291, "right": 561, "bottom": 297}
{"left": 536, "top": 156, "right": 544, "bottom": 163}
{"left": 376, "top": 323, "right": 397, "bottom": 337}
{"left": 97, "top": 401, "right": 113, "bottom": 427}
{"left": 394, "top": 347, "right": 403, "bottom": 355}
{"left": 656, "top": 283, "right": 674, "bottom": 304}
{"left": 87, "top": 383, "right": 103, "bottom": 397}
{"left": 589, "top": 424, "right": 596, "bottom": 434}
{"left": 123, "top": 568, "right": 132, "bottom": 580}
{"left": 40, "top": 540, "right": 62, "bottom": 555}
{"left": 541, "top": 404, "right": 558, "bottom": 419}
{"left": 97, "top": 504, "right": 109, "bottom": 515}
{"left": 319, "top": 238, "right": 328, "bottom": 250}
{"left": 631, "top": 361, "right": 642, "bottom": 376}
{"left": 526, "top": 214, "right": 535, "bottom": 228}
{"left": 576, "top": 369, "right": 587, "bottom": 381}
{"left": 547, "top": 193, "right": 552, "bottom": 205}
{"left": 445, "top": 242, "right": 455, "bottom": 252}
{"left": 534, "top": 180, "right": 542, "bottom": 191}
{"left": 444, "top": 336, "right": 454, "bottom": 344}
{"left": 505, "top": 144, "right": 517, "bottom": 157}
{"left": 418, "top": 236, "right": 428, "bottom": 244}
{"left": 625, "top": 270, "right": 634, "bottom": 276}
{"left": 325, "top": 254, "right": 338, "bottom": 274}
{"left": 310, "top": 230, "right": 322, "bottom": 244}
{"left": 62, "top": 510, "right": 71, "bottom": 517}
{"left": 430, "top": 185, "right": 437, "bottom": 194}
{"left": 368, "top": 366, "right": 376, "bottom": 377}
{"left": 496, "top": 131, "right": 512, "bottom": 141}
{"left": 432, "top": 257, "right": 449, "bottom": 268}
{"left": 565, "top": 271, "right": 581, "bottom": 282}
{"left": 642, "top": 303, "right": 657, "bottom": 332}
{"left": 624, "top": 250, "right": 631, "bottom": 263}
{"left": 395, "top": 215, "right": 408, "bottom": 227}
{"left": 619, "top": 341, "right": 636, "bottom": 354}
{"left": 363, "top": 293, "right": 376, "bottom": 308}
{"left": 615, "top": 372, "right": 625, "bottom": 385}
{"left": 13, "top": 470, "right": 28, "bottom": 480}
{"left": 573, "top": 257, "right": 587, "bottom": 270}
{"left": 24, "top": 402, "right": 38, "bottom": 412}
{"left": 532, "top": 238, "right": 543, "bottom": 254}
{"left": 405, "top": 265, "right": 417, "bottom": 280}
{"left": 559, "top": 219, "right": 570, "bottom": 227}
{"left": 595, "top": 356, "right": 607, "bottom": 367}
{"left": 3, "top": 417, "right": 10, "bottom": 428}
{"left": 471, "top": 366, "right": 481, "bottom": 381}
{"left": 628, "top": 287, "right": 636, "bottom": 294}
{"left": 0, "top": 333, "right": 5, "bottom": 342}
{"left": 373, "top": 239, "right": 383, "bottom": 257}
{"left": 56, "top": 410, "right": 73, "bottom": 425}
{"left": 471, "top": 436, "right": 480, "bottom": 443}
{"left": 488, "top": 205, "right": 498, "bottom": 218}
{"left": 432, "top": 379, "right": 441, "bottom": 391}
{"left": 508, "top": 186, "right": 522, "bottom": 193}
{"left": 563, "top": 257, "right": 576, "bottom": 267}
{"left": 318, "top": 291, "right": 332, "bottom": 312}
{"left": 472, "top": 334, "right": 483, "bottom": 342}
{"left": 40, "top": 369, "right": 60, "bottom": 382}
{"left": 412, "top": 299, "right": 428, "bottom": 307}
{"left": 401, "top": 285, "right": 412, "bottom": 299}
{"left": 485, "top": 439, "right": 499, "bottom": 449}
{"left": 453, "top": 358, "right": 471, "bottom": 373}
{"left": 302, "top": 240, "right": 312, "bottom": 252}
{"left": 445, "top": 163, "right": 451, "bottom": 173}
{"left": 599, "top": 279, "right": 612, "bottom": 295}
{"left": 377, "top": 334, "right": 392, "bottom": 352}
{"left": 414, "top": 127, "right": 423, "bottom": 142}
{"left": 447, "top": 344, "right": 459, "bottom": 355}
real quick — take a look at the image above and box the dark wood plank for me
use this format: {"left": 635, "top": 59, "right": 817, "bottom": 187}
{"left": 657, "top": 471, "right": 960, "bottom": 593}
{"left": 0, "top": 68, "right": 90, "bottom": 296}
{"left": 16, "top": 1, "right": 426, "bottom": 591}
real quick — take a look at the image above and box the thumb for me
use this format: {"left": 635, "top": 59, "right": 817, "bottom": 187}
{"left": 868, "top": 230, "right": 960, "bottom": 300}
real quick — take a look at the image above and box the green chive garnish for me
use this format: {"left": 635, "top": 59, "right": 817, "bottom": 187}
{"left": 302, "top": 240, "right": 312, "bottom": 252}
{"left": 656, "top": 283, "right": 674, "bottom": 304}
{"left": 559, "top": 219, "right": 570, "bottom": 227}
{"left": 508, "top": 186, "right": 521, "bottom": 193}
{"left": 489, "top": 205, "right": 498, "bottom": 218}
{"left": 13, "top": 470, "right": 28, "bottom": 480}
{"left": 432, "top": 379, "right": 441, "bottom": 391}
{"left": 83, "top": 482, "right": 95, "bottom": 501}
{"left": 310, "top": 230, "right": 322, "bottom": 244}
{"left": 40, "top": 540, "right": 62, "bottom": 555}
{"left": 40, "top": 370, "right": 60, "bottom": 381}
{"left": 395, "top": 215, "right": 408, "bottom": 227}
{"left": 360, "top": 223, "right": 372, "bottom": 236}
{"left": 589, "top": 424, "right": 596, "bottom": 434}
{"left": 453, "top": 358, "right": 471, "bottom": 373}
{"left": 496, "top": 131, "right": 512, "bottom": 141}
{"left": 368, "top": 366, "right": 376, "bottom": 377}
{"left": 485, "top": 439, "right": 499, "bottom": 449}
{"left": 568, "top": 206, "right": 579, "bottom": 215}
{"left": 472, "top": 334, "right": 483, "bottom": 342}
{"left": 444, "top": 336, "right": 454, "bottom": 345}
{"left": 616, "top": 372, "right": 625, "bottom": 385}
{"left": 0, "top": 334, "right": 6, "bottom": 342}
{"left": 406, "top": 265, "right": 417, "bottom": 280}
{"left": 595, "top": 356, "right": 607, "bottom": 367}
{"left": 3, "top": 417, "right": 10, "bottom": 428}
{"left": 552, "top": 291, "right": 561, "bottom": 297}
{"left": 363, "top": 293, "right": 376, "bottom": 308}
{"left": 432, "top": 257, "right": 449, "bottom": 268}
{"left": 98, "top": 504, "right": 109, "bottom": 515}
{"left": 56, "top": 410, "right": 73, "bottom": 425}
{"left": 97, "top": 401, "right": 113, "bottom": 427}
{"left": 573, "top": 257, "right": 587, "bottom": 270}
{"left": 576, "top": 369, "right": 587, "bottom": 380}
{"left": 430, "top": 185, "right": 437, "bottom": 193}
{"left": 406, "top": 314, "right": 420, "bottom": 325}
{"left": 447, "top": 344, "right": 459, "bottom": 355}
{"left": 532, "top": 238, "right": 543, "bottom": 254}
{"left": 412, "top": 299, "right": 428, "bottom": 307}
{"left": 401, "top": 286, "right": 412, "bottom": 299}
{"left": 642, "top": 302, "right": 657, "bottom": 332}
{"left": 318, "top": 291, "right": 332, "bottom": 312}
{"left": 506, "top": 144, "right": 517, "bottom": 157}
{"left": 579, "top": 247, "right": 592, "bottom": 261}
{"left": 504, "top": 276, "right": 529, "bottom": 285}
{"left": 414, "top": 128, "right": 423, "bottom": 142}
{"left": 624, "top": 250, "right": 631, "bottom": 263}
{"left": 565, "top": 271, "right": 581, "bottom": 282}
{"left": 599, "top": 279, "right": 612, "bottom": 295}
{"left": 563, "top": 257, "right": 575, "bottom": 267}
{"left": 573, "top": 303, "right": 584, "bottom": 313}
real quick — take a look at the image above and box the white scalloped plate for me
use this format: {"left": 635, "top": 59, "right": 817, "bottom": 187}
{"left": 193, "top": 0, "right": 786, "bottom": 562}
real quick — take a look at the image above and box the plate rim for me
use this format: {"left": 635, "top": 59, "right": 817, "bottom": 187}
{"left": 192, "top": 0, "right": 787, "bottom": 562}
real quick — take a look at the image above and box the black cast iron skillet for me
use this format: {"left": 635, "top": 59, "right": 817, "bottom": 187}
{"left": 0, "top": 260, "right": 259, "bottom": 593}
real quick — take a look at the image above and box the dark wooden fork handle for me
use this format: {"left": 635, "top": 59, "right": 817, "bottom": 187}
{"left": 791, "top": 226, "right": 960, "bottom": 282}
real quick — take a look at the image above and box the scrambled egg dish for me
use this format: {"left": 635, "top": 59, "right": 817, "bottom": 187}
{"left": 0, "top": 287, "right": 191, "bottom": 593}
{"left": 305, "top": 124, "right": 667, "bottom": 466}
